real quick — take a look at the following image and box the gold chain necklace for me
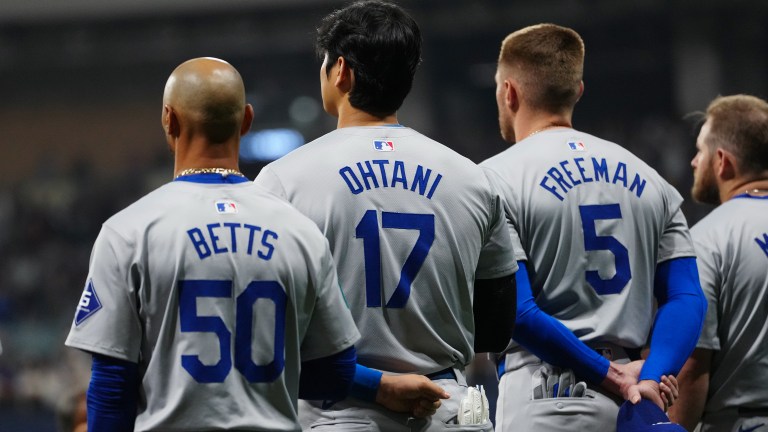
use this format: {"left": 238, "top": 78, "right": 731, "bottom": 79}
{"left": 524, "top": 124, "right": 567, "bottom": 140}
{"left": 745, "top": 188, "right": 768, "bottom": 195}
{"left": 175, "top": 168, "right": 245, "bottom": 179}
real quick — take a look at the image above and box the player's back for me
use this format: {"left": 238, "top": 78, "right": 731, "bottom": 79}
{"left": 482, "top": 128, "right": 693, "bottom": 348}
{"left": 71, "top": 180, "right": 355, "bottom": 431}
{"left": 255, "top": 125, "right": 516, "bottom": 374}
{"left": 692, "top": 195, "right": 768, "bottom": 412}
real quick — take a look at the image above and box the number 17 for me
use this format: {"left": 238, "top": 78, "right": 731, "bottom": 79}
{"left": 355, "top": 210, "right": 435, "bottom": 308}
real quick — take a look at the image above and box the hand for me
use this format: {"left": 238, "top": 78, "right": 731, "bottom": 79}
{"left": 625, "top": 379, "right": 665, "bottom": 410}
{"left": 375, "top": 374, "right": 451, "bottom": 418}
{"left": 601, "top": 360, "right": 644, "bottom": 398}
{"left": 659, "top": 375, "right": 678, "bottom": 409}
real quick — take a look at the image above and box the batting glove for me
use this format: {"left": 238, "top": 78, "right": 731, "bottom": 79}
{"left": 458, "top": 385, "right": 489, "bottom": 425}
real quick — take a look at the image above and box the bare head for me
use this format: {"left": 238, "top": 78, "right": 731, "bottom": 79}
{"left": 162, "top": 57, "right": 252, "bottom": 147}
{"left": 691, "top": 94, "right": 768, "bottom": 204}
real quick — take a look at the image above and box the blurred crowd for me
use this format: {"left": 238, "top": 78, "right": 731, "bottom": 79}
{"left": 0, "top": 150, "right": 173, "bottom": 429}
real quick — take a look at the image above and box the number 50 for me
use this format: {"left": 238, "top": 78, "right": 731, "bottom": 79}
{"left": 178, "top": 280, "right": 286, "bottom": 383}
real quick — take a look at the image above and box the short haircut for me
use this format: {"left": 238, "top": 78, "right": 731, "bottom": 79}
{"left": 498, "top": 23, "right": 584, "bottom": 113}
{"left": 705, "top": 94, "right": 768, "bottom": 176}
{"left": 316, "top": 0, "right": 422, "bottom": 118}
{"left": 198, "top": 98, "right": 243, "bottom": 144}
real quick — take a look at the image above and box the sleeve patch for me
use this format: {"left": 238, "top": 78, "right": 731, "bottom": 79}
{"left": 75, "top": 279, "right": 103, "bottom": 326}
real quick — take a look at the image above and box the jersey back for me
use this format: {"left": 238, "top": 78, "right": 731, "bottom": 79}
{"left": 692, "top": 195, "right": 768, "bottom": 412}
{"left": 65, "top": 180, "right": 359, "bottom": 431}
{"left": 482, "top": 129, "right": 694, "bottom": 348}
{"left": 255, "top": 126, "right": 519, "bottom": 373}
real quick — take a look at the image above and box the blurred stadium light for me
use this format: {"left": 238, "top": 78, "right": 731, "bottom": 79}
{"left": 240, "top": 128, "right": 305, "bottom": 162}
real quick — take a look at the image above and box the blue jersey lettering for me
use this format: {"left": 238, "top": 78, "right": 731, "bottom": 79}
{"left": 593, "top": 158, "right": 610, "bottom": 182}
{"left": 756, "top": 233, "right": 768, "bottom": 258}
{"left": 539, "top": 157, "right": 647, "bottom": 201}
{"left": 337, "top": 160, "right": 443, "bottom": 199}
{"left": 392, "top": 161, "right": 408, "bottom": 189}
{"left": 540, "top": 176, "right": 565, "bottom": 201}
{"left": 259, "top": 230, "right": 278, "bottom": 261}
{"left": 188, "top": 228, "right": 212, "bottom": 259}
{"left": 339, "top": 166, "right": 364, "bottom": 194}
{"left": 186, "top": 223, "right": 277, "bottom": 261}
{"left": 560, "top": 160, "right": 581, "bottom": 187}
{"left": 574, "top": 157, "right": 593, "bottom": 183}
{"left": 612, "top": 162, "right": 628, "bottom": 187}
{"left": 356, "top": 161, "right": 380, "bottom": 189}
{"left": 372, "top": 160, "right": 390, "bottom": 187}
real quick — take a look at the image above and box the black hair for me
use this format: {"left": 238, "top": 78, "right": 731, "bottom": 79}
{"left": 316, "top": 0, "right": 422, "bottom": 117}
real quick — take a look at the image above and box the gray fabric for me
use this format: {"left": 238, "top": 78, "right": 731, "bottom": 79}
{"left": 255, "top": 126, "right": 520, "bottom": 374}
{"left": 699, "top": 408, "right": 768, "bottom": 432}
{"left": 496, "top": 349, "right": 622, "bottom": 432}
{"left": 66, "top": 180, "right": 360, "bottom": 431}
{"left": 300, "top": 378, "right": 492, "bottom": 432}
{"left": 692, "top": 196, "right": 768, "bottom": 414}
{"left": 481, "top": 128, "right": 695, "bottom": 349}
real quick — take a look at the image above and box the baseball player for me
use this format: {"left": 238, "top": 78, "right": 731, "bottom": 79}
{"left": 667, "top": 95, "right": 768, "bottom": 432}
{"left": 480, "top": 24, "right": 706, "bottom": 431}
{"left": 253, "top": 1, "right": 520, "bottom": 430}
{"left": 65, "top": 57, "right": 360, "bottom": 432}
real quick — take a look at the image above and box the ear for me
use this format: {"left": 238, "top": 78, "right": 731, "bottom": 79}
{"left": 504, "top": 78, "right": 519, "bottom": 113}
{"left": 576, "top": 80, "right": 585, "bottom": 102}
{"left": 334, "top": 56, "right": 353, "bottom": 93}
{"left": 164, "top": 105, "right": 180, "bottom": 137}
{"left": 240, "top": 104, "right": 254, "bottom": 136}
{"left": 715, "top": 148, "right": 737, "bottom": 180}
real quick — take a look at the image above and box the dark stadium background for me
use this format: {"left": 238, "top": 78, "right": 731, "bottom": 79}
{"left": 0, "top": 0, "right": 765, "bottom": 429}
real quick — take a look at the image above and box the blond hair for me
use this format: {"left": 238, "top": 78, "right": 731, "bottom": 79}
{"left": 499, "top": 23, "right": 584, "bottom": 113}
{"left": 705, "top": 94, "right": 768, "bottom": 176}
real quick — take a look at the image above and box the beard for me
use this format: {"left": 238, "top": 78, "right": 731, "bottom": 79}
{"left": 691, "top": 162, "right": 720, "bottom": 205}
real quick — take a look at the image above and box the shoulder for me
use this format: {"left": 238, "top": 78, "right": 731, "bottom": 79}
{"left": 690, "top": 199, "right": 744, "bottom": 238}
{"left": 103, "top": 182, "right": 177, "bottom": 230}
{"left": 243, "top": 183, "right": 329, "bottom": 240}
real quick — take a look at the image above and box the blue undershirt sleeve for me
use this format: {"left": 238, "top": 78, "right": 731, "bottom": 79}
{"left": 512, "top": 261, "right": 609, "bottom": 385}
{"left": 299, "top": 345, "right": 357, "bottom": 401}
{"left": 348, "top": 363, "right": 383, "bottom": 403}
{"left": 87, "top": 353, "right": 139, "bottom": 432}
{"left": 640, "top": 257, "right": 706, "bottom": 381}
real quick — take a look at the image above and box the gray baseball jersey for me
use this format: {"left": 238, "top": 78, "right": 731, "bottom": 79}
{"left": 65, "top": 179, "right": 359, "bottom": 432}
{"left": 254, "top": 125, "right": 520, "bottom": 374}
{"left": 692, "top": 195, "right": 768, "bottom": 413}
{"left": 481, "top": 128, "right": 695, "bottom": 348}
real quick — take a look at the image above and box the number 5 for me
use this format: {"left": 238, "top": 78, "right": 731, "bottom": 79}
{"left": 578, "top": 204, "right": 632, "bottom": 295}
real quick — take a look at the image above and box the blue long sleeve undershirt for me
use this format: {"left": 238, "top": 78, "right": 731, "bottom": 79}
{"left": 349, "top": 364, "right": 384, "bottom": 402}
{"left": 640, "top": 257, "right": 706, "bottom": 381}
{"left": 89, "top": 346, "right": 359, "bottom": 430}
{"left": 299, "top": 345, "right": 357, "bottom": 400}
{"left": 511, "top": 261, "right": 609, "bottom": 385}
{"left": 87, "top": 354, "right": 139, "bottom": 432}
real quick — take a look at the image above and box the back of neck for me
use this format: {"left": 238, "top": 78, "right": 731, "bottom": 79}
{"left": 337, "top": 105, "right": 399, "bottom": 129}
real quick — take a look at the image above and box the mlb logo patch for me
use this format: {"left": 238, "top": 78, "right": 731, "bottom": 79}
{"left": 215, "top": 200, "right": 238, "bottom": 214}
{"left": 373, "top": 140, "right": 395, "bottom": 152}
{"left": 567, "top": 140, "right": 586, "bottom": 151}
{"left": 75, "top": 280, "right": 102, "bottom": 326}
